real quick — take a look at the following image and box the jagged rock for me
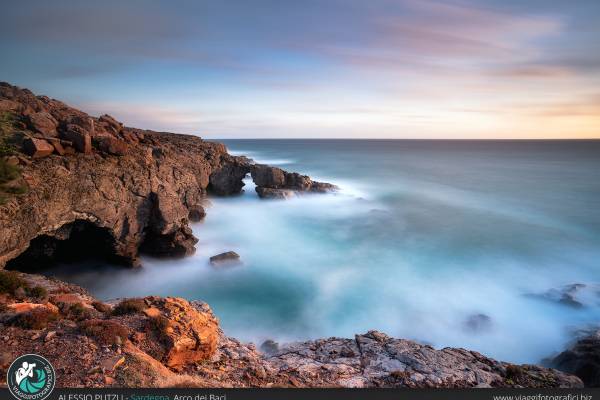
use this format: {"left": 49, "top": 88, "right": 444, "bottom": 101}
{"left": 209, "top": 251, "right": 241, "bottom": 266}
{"left": 531, "top": 283, "right": 599, "bottom": 309}
{"left": 188, "top": 205, "right": 206, "bottom": 222}
{"left": 27, "top": 111, "right": 58, "bottom": 136}
{"left": 255, "top": 187, "right": 296, "bottom": 199}
{"left": 45, "top": 137, "right": 65, "bottom": 155}
{"left": 62, "top": 125, "right": 92, "bottom": 154}
{"left": 551, "top": 330, "right": 600, "bottom": 387}
{"left": 0, "top": 82, "right": 334, "bottom": 271}
{"left": 22, "top": 137, "right": 54, "bottom": 158}
{"left": 95, "top": 135, "right": 129, "bottom": 156}
{"left": 208, "top": 157, "right": 250, "bottom": 195}
{"left": 98, "top": 114, "right": 123, "bottom": 135}
{"left": 144, "top": 296, "right": 219, "bottom": 369}
{"left": 251, "top": 164, "right": 337, "bottom": 198}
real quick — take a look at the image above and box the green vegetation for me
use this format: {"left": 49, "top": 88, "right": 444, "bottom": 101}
{"left": 0, "top": 112, "right": 19, "bottom": 157}
{"left": 0, "top": 112, "right": 28, "bottom": 204}
{"left": 27, "top": 285, "right": 48, "bottom": 299}
{"left": 65, "top": 302, "right": 94, "bottom": 321}
{"left": 112, "top": 298, "right": 147, "bottom": 316}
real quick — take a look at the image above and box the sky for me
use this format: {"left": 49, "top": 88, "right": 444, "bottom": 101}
{"left": 1, "top": 0, "right": 599, "bottom": 139}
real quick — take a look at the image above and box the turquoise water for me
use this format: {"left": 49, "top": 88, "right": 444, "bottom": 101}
{"left": 52, "top": 140, "right": 600, "bottom": 364}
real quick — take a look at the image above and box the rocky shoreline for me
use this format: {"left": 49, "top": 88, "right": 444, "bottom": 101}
{"left": 0, "top": 82, "right": 595, "bottom": 388}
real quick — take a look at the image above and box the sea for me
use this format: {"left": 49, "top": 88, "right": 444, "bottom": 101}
{"left": 47, "top": 139, "right": 600, "bottom": 364}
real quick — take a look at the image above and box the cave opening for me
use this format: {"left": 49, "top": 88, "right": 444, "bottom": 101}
{"left": 6, "top": 220, "right": 126, "bottom": 272}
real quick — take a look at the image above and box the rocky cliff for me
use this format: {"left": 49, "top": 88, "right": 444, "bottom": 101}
{"left": 0, "top": 82, "right": 333, "bottom": 269}
{"left": 0, "top": 271, "right": 583, "bottom": 388}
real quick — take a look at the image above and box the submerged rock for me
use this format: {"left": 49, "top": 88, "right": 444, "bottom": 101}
{"left": 530, "top": 283, "right": 599, "bottom": 309}
{"left": 209, "top": 251, "right": 241, "bottom": 266}
{"left": 464, "top": 313, "right": 492, "bottom": 333}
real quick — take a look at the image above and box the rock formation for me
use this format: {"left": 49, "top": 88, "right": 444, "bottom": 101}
{"left": 0, "top": 82, "right": 334, "bottom": 269}
{"left": 550, "top": 329, "right": 600, "bottom": 387}
{"left": 0, "top": 271, "right": 584, "bottom": 388}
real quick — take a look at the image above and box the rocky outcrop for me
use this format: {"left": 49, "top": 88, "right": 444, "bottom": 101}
{"left": 0, "top": 83, "right": 335, "bottom": 268}
{"left": 251, "top": 163, "right": 337, "bottom": 199}
{"left": 0, "top": 271, "right": 584, "bottom": 388}
{"left": 550, "top": 329, "right": 600, "bottom": 387}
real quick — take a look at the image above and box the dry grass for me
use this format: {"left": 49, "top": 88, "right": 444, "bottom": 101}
{"left": 8, "top": 308, "right": 58, "bottom": 330}
{"left": 112, "top": 298, "right": 147, "bottom": 316}
{"left": 79, "top": 319, "right": 131, "bottom": 345}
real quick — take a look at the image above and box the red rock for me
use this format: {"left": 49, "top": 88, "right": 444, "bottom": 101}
{"left": 27, "top": 112, "right": 58, "bottom": 136}
{"left": 46, "top": 138, "right": 65, "bottom": 155}
{"left": 62, "top": 127, "right": 92, "bottom": 154}
{"left": 145, "top": 297, "right": 219, "bottom": 369}
{"left": 95, "top": 136, "right": 129, "bottom": 156}
{"left": 22, "top": 137, "right": 54, "bottom": 158}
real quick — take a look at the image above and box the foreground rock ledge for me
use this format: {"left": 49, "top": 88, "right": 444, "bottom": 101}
{"left": 0, "top": 272, "right": 583, "bottom": 388}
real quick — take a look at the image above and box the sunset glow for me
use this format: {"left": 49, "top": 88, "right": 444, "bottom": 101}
{"left": 1, "top": 0, "right": 598, "bottom": 138}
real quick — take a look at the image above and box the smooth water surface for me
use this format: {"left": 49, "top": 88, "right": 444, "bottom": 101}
{"left": 49, "top": 140, "right": 600, "bottom": 363}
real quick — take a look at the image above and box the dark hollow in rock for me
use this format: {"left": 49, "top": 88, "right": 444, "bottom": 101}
{"left": 5, "top": 219, "right": 128, "bottom": 271}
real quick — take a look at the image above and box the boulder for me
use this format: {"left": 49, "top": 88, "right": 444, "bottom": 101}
{"left": 144, "top": 297, "right": 219, "bottom": 369}
{"left": 188, "top": 205, "right": 206, "bottom": 222}
{"left": 27, "top": 112, "right": 58, "bottom": 136}
{"left": 62, "top": 126, "right": 92, "bottom": 154}
{"left": 251, "top": 164, "right": 286, "bottom": 188}
{"left": 22, "top": 137, "right": 54, "bottom": 158}
{"left": 95, "top": 135, "right": 129, "bottom": 156}
{"left": 98, "top": 114, "right": 123, "bottom": 134}
{"left": 551, "top": 330, "right": 600, "bottom": 387}
{"left": 45, "top": 138, "right": 65, "bottom": 155}
{"left": 209, "top": 251, "right": 240, "bottom": 266}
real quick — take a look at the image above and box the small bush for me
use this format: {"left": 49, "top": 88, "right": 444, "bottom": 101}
{"left": 80, "top": 319, "right": 131, "bottom": 345}
{"left": 92, "top": 301, "right": 112, "bottom": 314}
{"left": 112, "top": 298, "right": 147, "bottom": 316}
{"left": 0, "top": 270, "right": 28, "bottom": 295}
{"left": 66, "top": 303, "right": 93, "bottom": 321}
{"left": 0, "top": 303, "right": 7, "bottom": 313}
{"left": 9, "top": 308, "right": 58, "bottom": 330}
{"left": 0, "top": 159, "right": 20, "bottom": 184}
{"left": 27, "top": 286, "right": 48, "bottom": 299}
{"left": 3, "top": 184, "right": 27, "bottom": 195}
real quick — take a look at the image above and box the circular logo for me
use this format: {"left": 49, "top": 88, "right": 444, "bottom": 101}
{"left": 7, "top": 354, "right": 55, "bottom": 400}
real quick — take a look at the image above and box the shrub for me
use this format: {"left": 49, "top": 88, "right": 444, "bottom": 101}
{"left": 0, "top": 303, "right": 7, "bottom": 313}
{"left": 0, "top": 270, "right": 28, "bottom": 295}
{"left": 79, "top": 319, "right": 131, "bottom": 345}
{"left": 27, "top": 286, "right": 48, "bottom": 299}
{"left": 112, "top": 298, "right": 147, "bottom": 316}
{"left": 0, "top": 159, "right": 20, "bottom": 184}
{"left": 92, "top": 301, "right": 112, "bottom": 314}
{"left": 65, "top": 303, "right": 93, "bottom": 321}
{"left": 3, "top": 184, "right": 27, "bottom": 195}
{"left": 9, "top": 308, "right": 58, "bottom": 330}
